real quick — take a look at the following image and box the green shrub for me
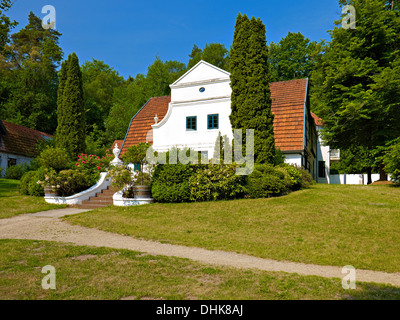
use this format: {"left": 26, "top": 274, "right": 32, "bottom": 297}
{"left": 277, "top": 163, "right": 303, "bottom": 191}
{"left": 42, "top": 169, "right": 96, "bottom": 197}
{"left": 19, "top": 167, "right": 47, "bottom": 196}
{"left": 37, "top": 147, "right": 71, "bottom": 172}
{"left": 383, "top": 140, "right": 400, "bottom": 184}
{"left": 19, "top": 171, "right": 37, "bottom": 195}
{"left": 151, "top": 163, "right": 195, "bottom": 203}
{"left": 108, "top": 165, "right": 134, "bottom": 192}
{"left": 189, "top": 164, "right": 246, "bottom": 202}
{"left": 298, "top": 167, "right": 314, "bottom": 189}
{"left": 5, "top": 163, "right": 30, "bottom": 180}
{"left": 245, "top": 164, "right": 288, "bottom": 198}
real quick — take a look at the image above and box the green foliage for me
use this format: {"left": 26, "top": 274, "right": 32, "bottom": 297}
{"left": 187, "top": 43, "right": 230, "bottom": 70}
{"left": 277, "top": 163, "right": 303, "bottom": 191}
{"left": 104, "top": 57, "right": 185, "bottom": 143}
{"left": 229, "top": 13, "right": 275, "bottom": 164}
{"left": 383, "top": 139, "right": 400, "bottom": 184}
{"left": 0, "top": 11, "right": 62, "bottom": 133}
{"left": 189, "top": 164, "right": 246, "bottom": 202}
{"left": 36, "top": 146, "right": 71, "bottom": 172}
{"left": 310, "top": 0, "right": 400, "bottom": 175}
{"left": 41, "top": 169, "right": 95, "bottom": 197}
{"left": 56, "top": 52, "right": 86, "bottom": 159}
{"left": 5, "top": 163, "right": 30, "bottom": 180}
{"left": 245, "top": 164, "right": 288, "bottom": 198}
{"left": 18, "top": 167, "right": 47, "bottom": 196}
{"left": 268, "top": 32, "right": 323, "bottom": 82}
{"left": 0, "top": 0, "right": 17, "bottom": 53}
{"left": 81, "top": 59, "right": 124, "bottom": 134}
{"left": 107, "top": 165, "right": 134, "bottom": 192}
{"left": 122, "top": 142, "right": 151, "bottom": 185}
{"left": 151, "top": 163, "right": 195, "bottom": 203}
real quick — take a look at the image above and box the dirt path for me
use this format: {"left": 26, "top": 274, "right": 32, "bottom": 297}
{"left": 1, "top": 208, "right": 400, "bottom": 287}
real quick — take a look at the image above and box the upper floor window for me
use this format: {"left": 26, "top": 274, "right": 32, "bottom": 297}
{"left": 186, "top": 116, "right": 197, "bottom": 131}
{"left": 207, "top": 114, "right": 219, "bottom": 130}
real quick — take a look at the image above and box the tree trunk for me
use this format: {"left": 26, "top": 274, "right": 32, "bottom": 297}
{"left": 367, "top": 167, "right": 372, "bottom": 185}
{"left": 379, "top": 163, "right": 388, "bottom": 181}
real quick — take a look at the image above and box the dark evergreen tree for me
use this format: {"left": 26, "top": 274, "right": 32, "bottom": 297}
{"left": 56, "top": 53, "right": 86, "bottom": 158}
{"left": 229, "top": 13, "right": 275, "bottom": 164}
{"left": 0, "top": 12, "right": 63, "bottom": 133}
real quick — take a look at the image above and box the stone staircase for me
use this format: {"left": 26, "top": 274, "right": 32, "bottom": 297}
{"left": 75, "top": 186, "right": 116, "bottom": 209}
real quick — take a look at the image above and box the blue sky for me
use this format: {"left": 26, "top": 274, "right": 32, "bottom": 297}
{"left": 8, "top": 0, "right": 342, "bottom": 79}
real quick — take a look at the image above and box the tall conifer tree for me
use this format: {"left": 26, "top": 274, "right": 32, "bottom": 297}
{"left": 229, "top": 13, "right": 275, "bottom": 164}
{"left": 56, "top": 53, "right": 86, "bottom": 158}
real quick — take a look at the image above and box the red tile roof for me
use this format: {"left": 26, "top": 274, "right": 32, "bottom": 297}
{"left": 121, "top": 96, "right": 171, "bottom": 154}
{"left": 0, "top": 120, "right": 53, "bottom": 157}
{"left": 311, "top": 112, "right": 324, "bottom": 126}
{"left": 121, "top": 79, "right": 310, "bottom": 154}
{"left": 270, "top": 78, "right": 308, "bottom": 151}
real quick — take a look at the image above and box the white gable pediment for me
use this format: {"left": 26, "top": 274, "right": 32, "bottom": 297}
{"left": 171, "top": 60, "right": 230, "bottom": 88}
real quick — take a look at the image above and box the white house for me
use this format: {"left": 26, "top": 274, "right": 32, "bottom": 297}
{"left": 121, "top": 61, "right": 318, "bottom": 178}
{"left": 0, "top": 120, "right": 53, "bottom": 177}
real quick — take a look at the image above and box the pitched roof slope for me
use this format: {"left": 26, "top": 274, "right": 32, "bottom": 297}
{"left": 270, "top": 78, "right": 308, "bottom": 151}
{"left": 311, "top": 112, "right": 324, "bottom": 126}
{"left": 121, "top": 79, "right": 309, "bottom": 153}
{"left": 0, "top": 120, "right": 53, "bottom": 157}
{"left": 121, "top": 96, "right": 171, "bottom": 154}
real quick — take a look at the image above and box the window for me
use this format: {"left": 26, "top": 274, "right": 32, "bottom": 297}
{"left": 199, "top": 151, "right": 208, "bottom": 161}
{"left": 186, "top": 116, "right": 197, "bottom": 131}
{"left": 134, "top": 164, "right": 141, "bottom": 172}
{"left": 207, "top": 114, "right": 219, "bottom": 129}
{"left": 318, "top": 161, "right": 326, "bottom": 178}
{"left": 7, "top": 158, "right": 16, "bottom": 167}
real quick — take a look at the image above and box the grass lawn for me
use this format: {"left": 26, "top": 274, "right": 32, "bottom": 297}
{"left": 64, "top": 184, "right": 400, "bottom": 273}
{"left": 0, "top": 179, "right": 66, "bottom": 219}
{"left": 1, "top": 239, "right": 400, "bottom": 300}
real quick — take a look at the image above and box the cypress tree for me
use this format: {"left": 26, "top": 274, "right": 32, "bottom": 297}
{"left": 56, "top": 53, "right": 86, "bottom": 158}
{"left": 229, "top": 13, "right": 275, "bottom": 164}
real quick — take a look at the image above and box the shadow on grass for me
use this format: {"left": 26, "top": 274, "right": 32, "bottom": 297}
{"left": 342, "top": 282, "right": 400, "bottom": 300}
{"left": 0, "top": 179, "right": 19, "bottom": 197}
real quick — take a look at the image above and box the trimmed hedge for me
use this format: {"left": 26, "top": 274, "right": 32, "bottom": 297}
{"left": 151, "top": 163, "right": 195, "bottom": 203}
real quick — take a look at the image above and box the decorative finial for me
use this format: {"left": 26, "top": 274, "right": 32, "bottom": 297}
{"left": 154, "top": 114, "right": 158, "bottom": 124}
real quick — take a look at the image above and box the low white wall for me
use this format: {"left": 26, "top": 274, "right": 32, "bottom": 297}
{"left": 44, "top": 172, "right": 111, "bottom": 205}
{"left": 329, "top": 173, "right": 384, "bottom": 185}
{"left": 112, "top": 190, "right": 154, "bottom": 206}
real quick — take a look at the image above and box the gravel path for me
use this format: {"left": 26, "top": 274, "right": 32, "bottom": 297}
{"left": 1, "top": 208, "right": 400, "bottom": 287}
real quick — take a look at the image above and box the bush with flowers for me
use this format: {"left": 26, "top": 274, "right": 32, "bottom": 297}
{"left": 20, "top": 148, "right": 115, "bottom": 197}
{"left": 39, "top": 152, "right": 115, "bottom": 197}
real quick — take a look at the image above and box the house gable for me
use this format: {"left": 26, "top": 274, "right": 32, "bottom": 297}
{"left": 170, "top": 60, "right": 230, "bottom": 88}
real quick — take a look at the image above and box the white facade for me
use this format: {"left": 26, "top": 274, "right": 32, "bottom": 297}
{"left": 315, "top": 124, "right": 331, "bottom": 184}
{"left": 151, "top": 60, "right": 303, "bottom": 167}
{"left": 152, "top": 61, "right": 233, "bottom": 160}
{"left": 0, "top": 152, "right": 32, "bottom": 177}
